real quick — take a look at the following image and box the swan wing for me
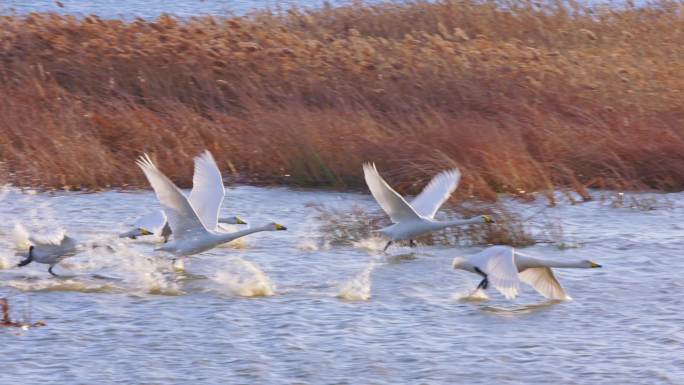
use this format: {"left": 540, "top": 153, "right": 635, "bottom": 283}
{"left": 410, "top": 169, "right": 461, "bottom": 218}
{"left": 188, "top": 150, "right": 225, "bottom": 231}
{"left": 136, "top": 154, "right": 208, "bottom": 241}
{"left": 133, "top": 210, "right": 167, "bottom": 233}
{"left": 28, "top": 231, "right": 66, "bottom": 246}
{"left": 474, "top": 246, "right": 520, "bottom": 299}
{"left": 363, "top": 163, "right": 421, "bottom": 223}
{"left": 519, "top": 267, "right": 570, "bottom": 300}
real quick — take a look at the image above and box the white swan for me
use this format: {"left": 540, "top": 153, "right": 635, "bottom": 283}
{"left": 136, "top": 153, "right": 287, "bottom": 258}
{"left": 16, "top": 232, "right": 79, "bottom": 276}
{"left": 120, "top": 151, "right": 247, "bottom": 242}
{"left": 119, "top": 211, "right": 246, "bottom": 242}
{"left": 363, "top": 162, "right": 494, "bottom": 250}
{"left": 452, "top": 245, "right": 602, "bottom": 300}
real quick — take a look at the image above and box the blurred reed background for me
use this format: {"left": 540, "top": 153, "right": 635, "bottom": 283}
{"left": 0, "top": 0, "right": 682, "bottom": 201}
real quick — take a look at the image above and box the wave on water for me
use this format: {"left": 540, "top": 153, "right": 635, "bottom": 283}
{"left": 337, "top": 260, "right": 378, "bottom": 301}
{"left": 452, "top": 288, "right": 490, "bottom": 302}
{"left": 480, "top": 300, "right": 562, "bottom": 316}
{"left": 3, "top": 276, "right": 120, "bottom": 294}
{"left": 210, "top": 257, "right": 275, "bottom": 297}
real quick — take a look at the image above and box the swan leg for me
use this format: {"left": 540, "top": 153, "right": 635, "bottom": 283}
{"left": 474, "top": 267, "right": 488, "bottom": 290}
{"left": 48, "top": 265, "right": 59, "bottom": 277}
{"left": 409, "top": 240, "right": 417, "bottom": 247}
{"left": 383, "top": 241, "right": 393, "bottom": 251}
{"left": 17, "top": 245, "right": 34, "bottom": 267}
{"left": 161, "top": 223, "right": 172, "bottom": 243}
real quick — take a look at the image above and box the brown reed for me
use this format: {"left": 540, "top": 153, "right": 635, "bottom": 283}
{"left": 0, "top": 0, "right": 682, "bottom": 200}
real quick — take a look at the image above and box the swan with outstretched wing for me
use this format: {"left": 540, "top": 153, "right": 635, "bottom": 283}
{"left": 363, "top": 163, "right": 494, "bottom": 250}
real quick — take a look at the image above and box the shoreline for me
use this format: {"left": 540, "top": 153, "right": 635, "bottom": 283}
{"left": 1, "top": 1, "right": 682, "bottom": 200}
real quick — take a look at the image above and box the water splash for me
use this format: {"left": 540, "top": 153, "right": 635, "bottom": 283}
{"left": 337, "top": 261, "right": 377, "bottom": 301}
{"left": 12, "top": 223, "right": 31, "bottom": 250}
{"left": 351, "top": 236, "right": 387, "bottom": 252}
{"left": 452, "top": 288, "right": 490, "bottom": 302}
{"left": 296, "top": 238, "right": 330, "bottom": 252}
{"left": 0, "top": 253, "right": 15, "bottom": 270}
{"left": 116, "top": 253, "right": 182, "bottom": 295}
{"left": 210, "top": 257, "right": 275, "bottom": 297}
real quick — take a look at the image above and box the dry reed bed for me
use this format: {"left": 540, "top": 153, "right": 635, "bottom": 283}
{"left": 0, "top": 1, "right": 683, "bottom": 201}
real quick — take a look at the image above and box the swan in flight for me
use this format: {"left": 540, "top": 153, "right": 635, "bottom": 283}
{"left": 452, "top": 245, "right": 602, "bottom": 300}
{"left": 136, "top": 153, "right": 287, "bottom": 258}
{"left": 119, "top": 211, "right": 246, "bottom": 242}
{"left": 363, "top": 163, "right": 494, "bottom": 250}
{"left": 16, "top": 232, "right": 79, "bottom": 276}
{"left": 120, "top": 151, "right": 247, "bottom": 242}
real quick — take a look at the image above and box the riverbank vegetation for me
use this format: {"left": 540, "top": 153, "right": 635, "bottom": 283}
{"left": 0, "top": 1, "right": 682, "bottom": 201}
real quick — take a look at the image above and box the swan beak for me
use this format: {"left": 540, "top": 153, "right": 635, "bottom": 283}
{"left": 590, "top": 261, "right": 602, "bottom": 268}
{"left": 482, "top": 215, "right": 495, "bottom": 224}
{"left": 236, "top": 217, "right": 247, "bottom": 225}
{"left": 139, "top": 228, "right": 153, "bottom": 236}
{"left": 275, "top": 223, "right": 287, "bottom": 231}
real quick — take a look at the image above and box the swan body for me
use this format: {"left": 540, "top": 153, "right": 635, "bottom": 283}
{"left": 136, "top": 152, "right": 286, "bottom": 258}
{"left": 156, "top": 223, "right": 286, "bottom": 256}
{"left": 121, "top": 151, "right": 246, "bottom": 242}
{"left": 363, "top": 163, "right": 493, "bottom": 250}
{"left": 119, "top": 211, "right": 246, "bottom": 242}
{"left": 452, "top": 245, "right": 602, "bottom": 300}
{"left": 16, "top": 232, "right": 79, "bottom": 276}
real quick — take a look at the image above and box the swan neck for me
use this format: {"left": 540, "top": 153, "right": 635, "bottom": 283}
{"left": 216, "top": 226, "right": 269, "bottom": 243}
{"left": 544, "top": 260, "right": 589, "bottom": 268}
{"left": 438, "top": 217, "right": 481, "bottom": 229}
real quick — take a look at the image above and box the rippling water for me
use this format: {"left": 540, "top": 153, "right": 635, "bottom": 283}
{"left": 0, "top": 186, "right": 683, "bottom": 384}
{"left": 0, "top": 0, "right": 354, "bottom": 18}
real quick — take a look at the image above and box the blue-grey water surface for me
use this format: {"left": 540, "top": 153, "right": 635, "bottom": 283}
{"left": 0, "top": 185, "right": 682, "bottom": 384}
{"left": 0, "top": 0, "right": 358, "bottom": 18}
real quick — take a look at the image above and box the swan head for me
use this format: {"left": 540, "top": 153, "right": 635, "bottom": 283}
{"left": 219, "top": 216, "right": 248, "bottom": 225}
{"left": 139, "top": 228, "right": 153, "bottom": 236}
{"left": 266, "top": 222, "right": 288, "bottom": 231}
{"left": 452, "top": 256, "right": 472, "bottom": 271}
{"left": 584, "top": 260, "right": 602, "bottom": 268}
{"left": 481, "top": 215, "right": 495, "bottom": 224}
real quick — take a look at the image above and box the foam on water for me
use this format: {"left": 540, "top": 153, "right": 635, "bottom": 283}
{"left": 2, "top": 186, "right": 684, "bottom": 384}
{"left": 452, "top": 288, "right": 490, "bottom": 302}
{"left": 351, "top": 236, "right": 387, "bottom": 252}
{"left": 4, "top": 276, "right": 120, "bottom": 294}
{"left": 337, "top": 260, "right": 378, "bottom": 301}
{"left": 210, "top": 257, "right": 275, "bottom": 297}
{"left": 296, "top": 237, "right": 330, "bottom": 252}
{"left": 112, "top": 248, "right": 182, "bottom": 295}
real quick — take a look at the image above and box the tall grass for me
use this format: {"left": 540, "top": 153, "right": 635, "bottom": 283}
{"left": 0, "top": 1, "right": 683, "bottom": 199}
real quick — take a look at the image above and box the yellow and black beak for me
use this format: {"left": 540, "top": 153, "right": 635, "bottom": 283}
{"left": 236, "top": 217, "right": 247, "bottom": 225}
{"left": 139, "top": 228, "right": 153, "bottom": 236}
{"left": 275, "top": 223, "right": 287, "bottom": 231}
{"left": 590, "top": 261, "right": 602, "bottom": 268}
{"left": 482, "top": 215, "right": 495, "bottom": 224}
